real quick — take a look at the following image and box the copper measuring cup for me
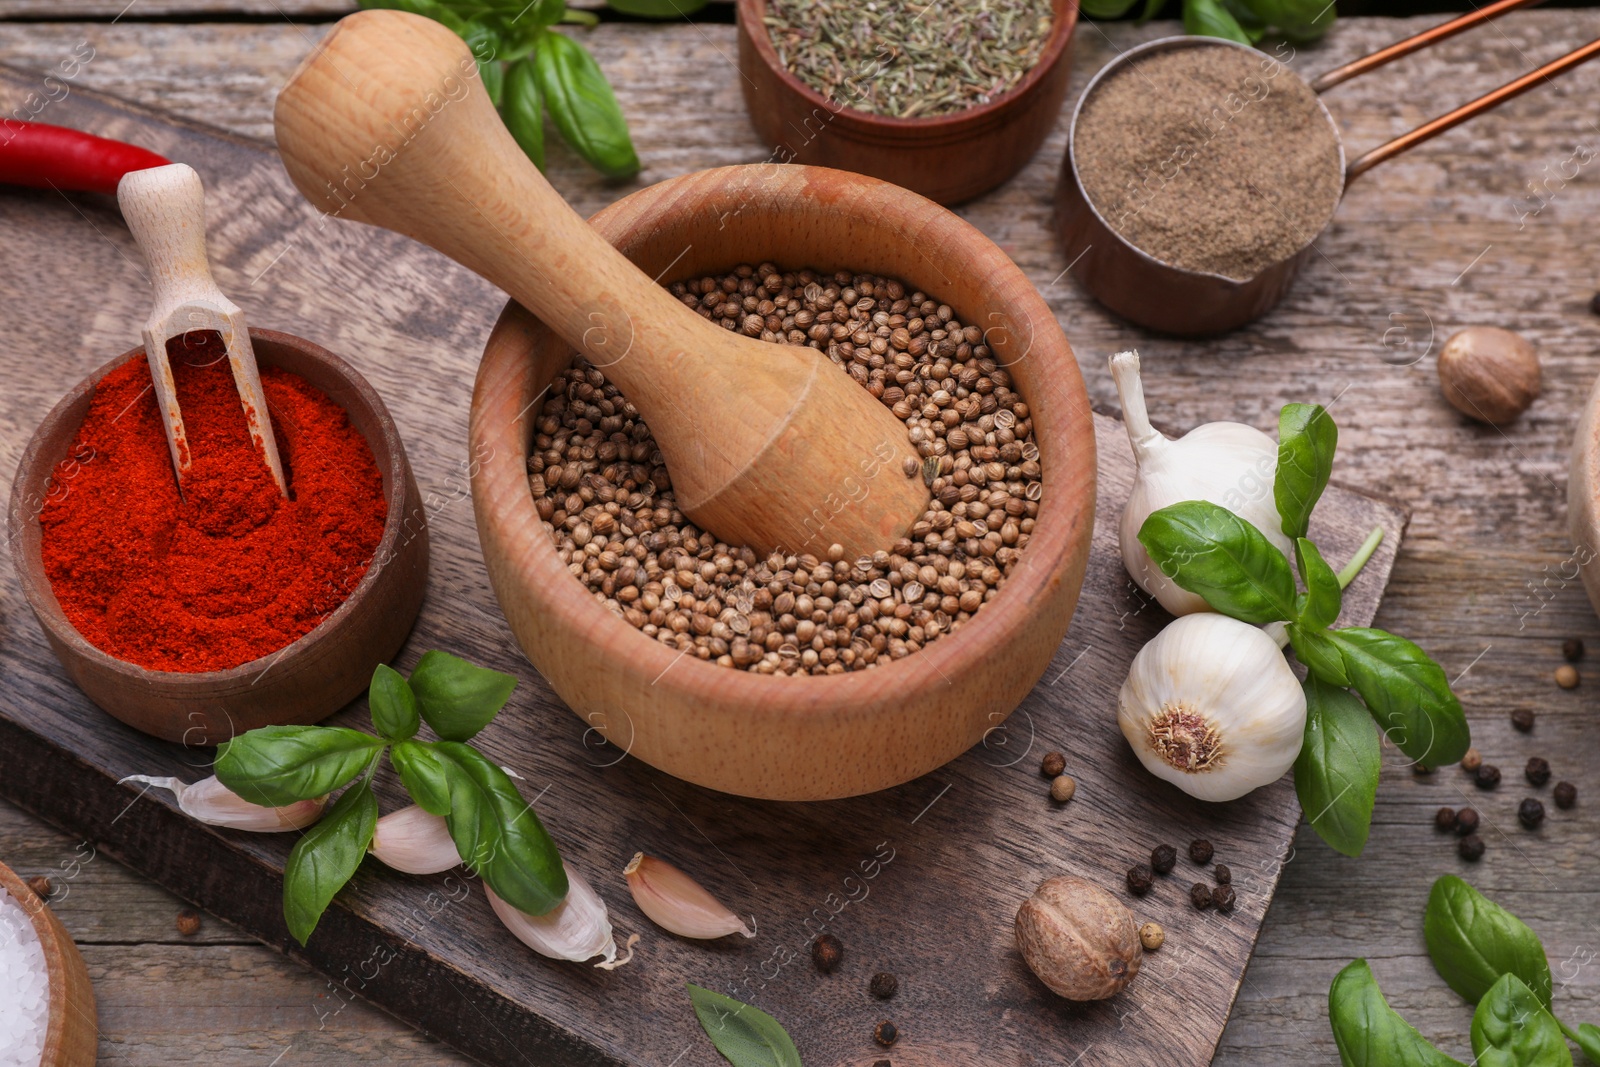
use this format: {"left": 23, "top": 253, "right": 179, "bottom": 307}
{"left": 1054, "top": 0, "right": 1600, "bottom": 336}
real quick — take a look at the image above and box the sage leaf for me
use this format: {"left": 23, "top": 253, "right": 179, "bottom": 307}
{"left": 1295, "top": 536, "right": 1342, "bottom": 630}
{"left": 687, "top": 984, "right": 802, "bottom": 1067}
{"left": 1328, "top": 959, "right": 1467, "bottom": 1067}
{"left": 1328, "top": 628, "right": 1470, "bottom": 766}
{"left": 502, "top": 58, "right": 545, "bottom": 170}
{"left": 535, "top": 30, "right": 640, "bottom": 179}
{"left": 283, "top": 779, "right": 378, "bottom": 945}
{"left": 1425, "top": 875, "right": 1554, "bottom": 1008}
{"left": 408, "top": 650, "right": 517, "bottom": 742}
{"left": 1288, "top": 623, "right": 1350, "bottom": 686}
{"left": 215, "top": 726, "right": 385, "bottom": 807}
{"left": 1183, "top": 0, "right": 1255, "bottom": 44}
{"left": 391, "top": 739, "right": 451, "bottom": 816}
{"left": 1294, "top": 677, "right": 1380, "bottom": 857}
{"left": 1275, "top": 403, "right": 1338, "bottom": 540}
{"left": 606, "top": 0, "right": 710, "bottom": 15}
{"left": 1138, "top": 500, "right": 1297, "bottom": 623}
{"left": 1471, "top": 974, "right": 1572, "bottom": 1067}
{"left": 432, "top": 742, "right": 567, "bottom": 914}
{"left": 1560, "top": 1021, "right": 1600, "bottom": 1064}
{"left": 369, "top": 663, "right": 419, "bottom": 741}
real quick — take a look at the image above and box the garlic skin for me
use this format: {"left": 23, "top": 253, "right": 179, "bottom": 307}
{"left": 623, "top": 853, "right": 755, "bottom": 940}
{"left": 120, "top": 775, "right": 326, "bottom": 831}
{"left": 371, "top": 805, "right": 458, "bottom": 874}
{"left": 489, "top": 862, "right": 635, "bottom": 969}
{"left": 1110, "top": 351, "right": 1291, "bottom": 616}
{"left": 1117, "top": 614, "right": 1306, "bottom": 802}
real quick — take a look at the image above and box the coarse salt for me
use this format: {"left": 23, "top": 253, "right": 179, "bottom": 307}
{"left": 0, "top": 886, "right": 50, "bottom": 1067}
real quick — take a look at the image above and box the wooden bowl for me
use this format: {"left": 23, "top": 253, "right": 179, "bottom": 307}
{"left": 1569, "top": 372, "right": 1600, "bottom": 614}
{"left": 0, "top": 859, "right": 97, "bottom": 1067}
{"left": 7, "top": 328, "right": 429, "bottom": 744}
{"left": 471, "top": 164, "right": 1096, "bottom": 800}
{"left": 735, "top": 0, "right": 1079, "bottom": 205}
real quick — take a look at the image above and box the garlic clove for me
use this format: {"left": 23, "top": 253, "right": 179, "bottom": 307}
{"left": 370, "top": 804, "right": 459, "bottom": 874}
{"left": 120, "top": 775, "right": 326, "bottom": 831}
{"left": 489, "top": 861, "right": 636, "bottom": 969}
{"left": 623, "top": 852, "right": 755, "bottom": 940}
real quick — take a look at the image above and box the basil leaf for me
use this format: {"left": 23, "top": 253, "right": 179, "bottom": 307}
{"left": 1328, "top": 628, "right": 1470, "bottom": 766}
{"left": 359, "top": 0, "right": 471, "bottom": 34}
{"left": 282, "top": 780, "right": 378, "bottom": 945}
{"left": 1137, "top": 0, "right": 1165, "bottom": 23}
{"left": 1471, "top": 974, "right": 1572, "bottom": 1067}
{"left": 687, "top": 984, "right": 802, "bottom": 1067}
{"left": 432, "top": 742, "right": 566, "bottom": 914}
{"left": 502, "top": 58, "right": 545, "bottom": 170}
{"left": 1295, "top": 537, "right": 1342, "bottom": 630}
{"left": 607, "top": 0, "right": 710, "bottom": 15}
{"left": 534, "top": 30, "right": 640, "bottom": 179}
{"left": 369, "top": 663, "right": 420, "bottom": 741}
{"left": 1425, "top": 875, "right": 1554, "bottom": 1008}
{"left": 1183, "top": 0, "right": 1254, "bottom": 44}
{"left": 479, "top": 57, "right": 505, "bottom": 109}
{"left": 1561, "top": 1021, "right": 1600, "bottom": 1064}
{"left": 1276, "top": 403, "right": 1338, "bottom": 540}
{"left": 1138, "top": 500, "right": 1297, "bottom": 623}
{"left": 391, "top": 739, "right": 451, "bottom": 816}
{"left": 215, "top": 726, "right": 385, "bottom": 807}
{"left": 409, "top": 650, "right": 518, "bottom": 742}
{"left": 1288, "top": 623, "right": 1350, "bottom": 686}
{"left": 1236, "top": 0, "right": 1336, "bottom": 40}
{"left": 1329, "top": 959, "right": 1467, "bottom": 1067}
{"left": 1295, "top": 677, "right": 1380, "bottom": 857}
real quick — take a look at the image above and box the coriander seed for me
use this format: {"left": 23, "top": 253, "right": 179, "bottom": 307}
{"left": 1126, "top": 865, "right": 1154, "bottom": 896}
{"left": 874, "top": 1020, "right": 899, "bottom": 1048}
{"left": 812, "top": 933, "right": 843, "bottom": 973}
{"left": 1555, "top": 781, "right": 1578, "bottom": 809}
{"left": 1190, "top": 883, "right": 1212, "bottom": 910}
{"left": 1454, "top": 807, "right": 1480, "bottom": 836}
{"left": 1040, "top": 751, "right": 1066, "bottom": 779}
{"left": 1476, "top": 764, "right": 1502, "bottom": 790}
{"left": 176, "top": 909, "right": 201, "bottom": 936}
{"left": 1188, "top": 839, "right": 1214, "bottom": 865}
{"left": 1461, "top": 747, "right": 1483, "bottom": 772}
{"left": 1511, "top": 708, "right": 1536, "bottom": 733}
{"left": 1049, "top": 775, "right": 1077, "bottom": 804}
{"left": 1150, "top": 844, "right": 1177, "bottom": 875}
{"left": 1526, "top": 757, "right": 1551, "bottom": 787}
{"left": 1459, "top": 834, "right": 1486, "bottom": 862}
{"left": 1139, "top": 922, "right": 1165, "bottom": 951}
{"left": 870, "top": 972, "right": 898, "bottom": 1000}
{"left": 1212, "top": 885, "right": 1236, "bottom": 913}
{"left": 1556, "top": 664, "right": 1580, "bottom": 689}
{"left": 1563, "top": 638, "right": 1584, "bottom": 661}
{"left": 1435, "top": 807, "right": 1457, "bottom": 831}
{"left": 1518, "top": 798, "right": 1546, "bottom": 829}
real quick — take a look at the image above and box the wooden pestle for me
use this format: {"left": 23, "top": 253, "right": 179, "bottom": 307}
{"left": 272, "top": 10, "right": 929, "bottom": 560}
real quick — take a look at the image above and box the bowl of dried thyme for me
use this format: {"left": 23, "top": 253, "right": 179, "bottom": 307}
{"left": 469, "top": 163, "right": 1095, "bottom": 801}
{"left": 735, "top": 0, "right": 1079, "bottom": 205}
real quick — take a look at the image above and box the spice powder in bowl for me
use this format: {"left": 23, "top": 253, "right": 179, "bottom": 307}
{"left": 39, "top": 332, "right": 387, "bottom": 673}
{"left": 528, "top": 265, "right": 1042, "bottom": 677}
{"left": 1073, "top": 43, "right": 1343, "bottom": 282}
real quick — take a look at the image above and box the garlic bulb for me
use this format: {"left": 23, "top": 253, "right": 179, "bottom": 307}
{"left": 371, "top": 805, "right": 458, "bottom": 874}
{"left": 1110, "top": 351, "right": 1292, "bottom": 615}
{"left": 489, "top": 862, "right": 635, "bottom": 969}
{"left": 120, "top": 775, "right": 326, "bottom": 831}
{"left": 1117, "top": 614, "right": 1306, "bottom": 802}
{"left": 623, "top": 853, "right": 755, "bottom": 940}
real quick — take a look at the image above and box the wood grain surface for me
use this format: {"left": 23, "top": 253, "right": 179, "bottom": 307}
{"left": 0, "top": 10, "right": 1597, "bottom": 1067}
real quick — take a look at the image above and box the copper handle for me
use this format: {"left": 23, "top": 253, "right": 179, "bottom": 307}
{"left": 1309, "top": 0, "right": 1543, "bottom": 93}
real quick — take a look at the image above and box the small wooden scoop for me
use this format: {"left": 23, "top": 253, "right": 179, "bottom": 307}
{"left": 272, "top": 10, "right": 928, "bottom": 559}
{"left": 118, "top": 163, "right": 287, "bottom": 496}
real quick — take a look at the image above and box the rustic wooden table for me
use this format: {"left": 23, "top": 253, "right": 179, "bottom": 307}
{"left": 1, "top": 6, "right": 1598, "bottom": 1065}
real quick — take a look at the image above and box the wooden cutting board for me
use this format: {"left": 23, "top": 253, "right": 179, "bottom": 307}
{"left": 0, "top": 71, "right": 1406, "bottom": 1067}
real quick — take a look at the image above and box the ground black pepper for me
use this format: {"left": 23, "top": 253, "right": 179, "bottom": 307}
{"left": 874, "top": 1021, "right": 898, "bottom": 1048}
{"left": 870, "top": 972, "right": 898, "bottom": 1000}
{"left": 1564, "top": 637, "right": 1584, "bottom": 661}
{"left": 1459, "top": 834, "right": 1486, "bottom": 861}
{"left": 1526, "top": 757, "right": 1551, "bottom": 787}
{"left": 1212, "top": 885, "right": 1236, "bottom": 913}
{"left": 1555, "top": 781, "right": 1578, "bottom": 809}
{"left": 1127, "top": 864, "right": 1155, "bottom": 896}
{"left": 1476, "top": 764, "right": 1502, "bottom": 790}
{"left": 1150, "top": 844, "right": 1177, "bottom": 875}
{"left": 1455, "top": 808, "right": 1480, "bottom": 836}
{"left": 1190, "top": 883, "right": 1213, "bottom": 909}
{"left": 1518, "top": 798, "right": 1546, "bottom": 829}
{"left": 1512, "top": 708, "right": 1536, "bottom": 733}
{"left": 1040, "top": 751, "right": 1066, "bottom": 778}
{"left": 1189, "top": 839, "right": 1214, "bottom": 865}
{"left": 1435, "top": 807, "right": 1457, "bottom": 831}
{"left": 812, "top": 934, "right": 843, "bottom": 973}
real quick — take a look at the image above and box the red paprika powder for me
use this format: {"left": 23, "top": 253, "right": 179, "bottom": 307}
{"left": 39, "top": 332, "right": 387, "bottom": 672}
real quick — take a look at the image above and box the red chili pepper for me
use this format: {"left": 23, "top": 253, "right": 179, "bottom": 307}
{"left": 0, "top": 119, "right": 169, "bottom": 196}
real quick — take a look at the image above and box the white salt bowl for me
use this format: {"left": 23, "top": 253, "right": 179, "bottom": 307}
{"left": 0, "top": 860, "right": 96, "bottom": 1066}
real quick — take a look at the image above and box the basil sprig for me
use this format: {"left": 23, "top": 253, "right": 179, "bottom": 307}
{"left": 215, "top": 652, "right": 566, "bottom": 945}
{"left": 1329, "top": 960, "right": 1465, "bottom": 1067}
{"left": 1138, "top": 402, "right": 1470, "bottom": 856}
{"left": 1080, "top": 0, "right": 1333, "bottom": 45}
{"left": 1424, "top": 874, "right": 1553, "bottom": 1008}
{"left": 1473, "top": 974, "right": 1572, "bottom": 1067}
{"left": 687, "top": 984, "right": 802, "bottom": 1067}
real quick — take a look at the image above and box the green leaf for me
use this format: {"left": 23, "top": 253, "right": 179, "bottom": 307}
{"left": 1561, "top": 1021, "right": 1600, "bottom": 1064}
{"left": 561, "top": 8, "right": 599, "bottom": 25}
{"left": 1328, "top": 628, "right": 1470, "bottom": 766}
{"left": 369, "top": 664, "right": 420, "bottom": 741}
{"left": 1328, "top": 960, "right": 1467, "bottom": 1067}
{"left": 686, "top": 984, "right": 803, "bottom": 1067}
{"left": 1275, "top": 403, "right": 1338, "bottom": 540}
{"left": 502, "top": 58, "right": 546, "bottom": 170}
{"left": 1288, "top": 623, "right": 1350, "bottom": 686}
{"left": 1137, "top": 500, "right": 1297, "bottom": 623}
{"left": 607, "top": 0, "right": 709, "bottom": 16}
{"left": 1183, "top": 0, "right": 1255, "bottom": 43}
{"left": 1472, "top": 974, "right": 1572, "bottom": 1067}
{"left": 1295, "top": 677, "right": 1380, "bottom": 857}
{"left": 1137, "top": 0, "right": 1166, "bottom": 23}
{"left": 534, "top": 30, "right": 640, "bottom": 179}
{"left": 1295, "top": 537, "right": 1342, "bottom": 630}
{"left": 408, "top": 650, "right": 518, "bottom": 742}
{"left": 1425, "top": 875, "right": 1554, "bottom": 1009}
{"left": 479, "top": 57, "right": 505, "bottom": 108}
{"left": 431, "top": 742, "right": 566, "bottom": 914}
{"left": 1235, "top": 0, "right": 1337, "bottom": 40}
{"left": 214, "top": 726, "right": 386, "bottom": 807}
{"left": 1080, "top": 0, "right": 1138, "bottom": 16}
{"left": 391, "top": 739, "right": 451, "bottom": 816}
{"left": 359, "top": 0, "right": 471, "bottom": 34}
{"left": 282, "top": 780, "right": 378, "bottom": 945}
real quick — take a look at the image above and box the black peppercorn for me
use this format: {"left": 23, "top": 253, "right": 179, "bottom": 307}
{"left": 1518, "top": 798, "right": 1546, "bottom": 829}
{"left": 1555, "top": 781, "right": 1578, "bottom": 809}
{"left": 1190, "top": 883, "right": 1212, "bottom": 909}
{"left": 1592, "top": 292, "right": 1600, "bottom": 317}
{"left": 1214, "top": 864, "right": 1232, "bottom": 885}
{"left": 1563, "top": 638, "right": 1585, "bottom": 662}
{"left": 1212, "top": 884, "right": 1236, "bottom": 913}
{"left": 1459, "top": 834, "right": 1486, "bottom": 862}
{"left": 1040, "top": 751, "right": 1066, "bottom": 779}
{"left": 1189, "top": 839, "right": 1214, "bottom": 865}
{"left": 1435, "top": 806, "right": 1457, "bottom": 831}
{"left": 870, "top": 972, "right": 898, "bottom": 1000}
{"left": 1526, "top": 757, "right": 1551, "bottom": 787}
{"left": 874, "top": 1021, "right": 898, "bottom": 1048}
{"left": 1126, "top": 864, "right": 1154, "bottom": 896}
{"left": 811, "top": 934, "right": 843, "bottom": 973}
{"left": 1476, "top": 764, "right": 1502, "bottom": 790}
{"left": 1455, "top": 807, "right": 1480, "bottom": 836}
{"left": 1150, "top": 844, "right": 1177, "bottom": 875}
{"left": 1511, "top": 708, "right": 1536, "bottom": 733}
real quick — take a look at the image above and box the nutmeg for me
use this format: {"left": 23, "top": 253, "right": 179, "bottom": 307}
{"left": 1015, "top": 875, "right": 1143, "bottom": 1001}
{"left": 1437, "top": 326, "right": 1540, "bottom": 425}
